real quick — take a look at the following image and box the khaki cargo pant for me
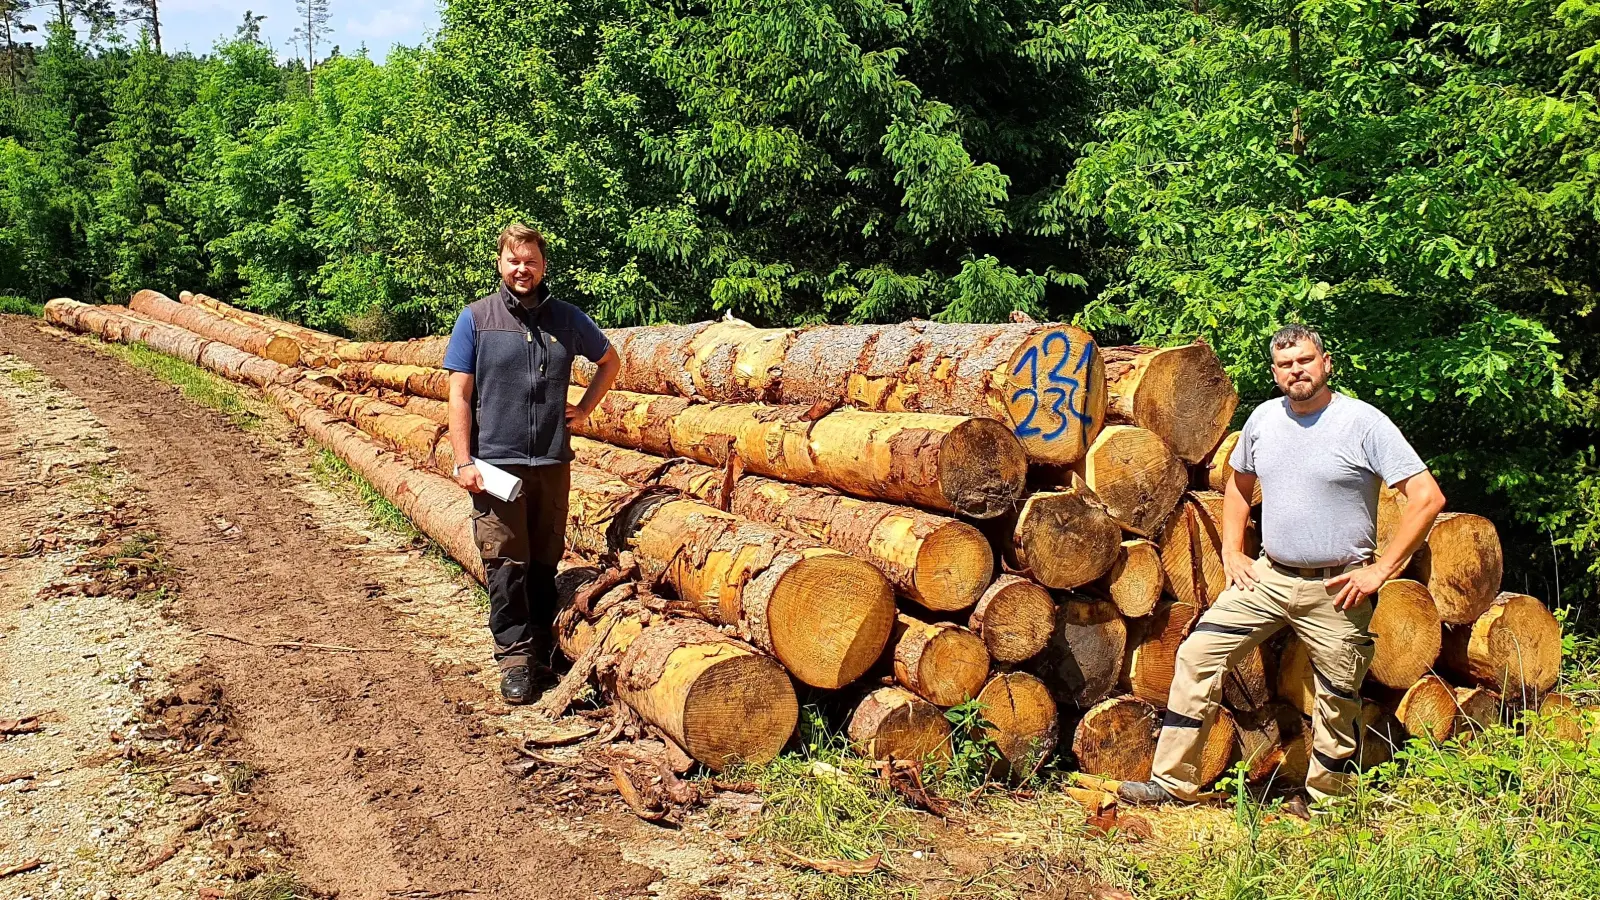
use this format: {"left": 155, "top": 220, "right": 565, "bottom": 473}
{"left": 1152, "top": 555, "right": 1375, "bottom": 802}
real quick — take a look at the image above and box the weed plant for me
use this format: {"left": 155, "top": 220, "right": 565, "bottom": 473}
{"left": 0, "top": 295, "right": 43, "bottom": 316}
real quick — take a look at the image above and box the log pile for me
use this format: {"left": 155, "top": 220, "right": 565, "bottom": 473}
{"left": 41, "top": 293, "right": 1579, "bottom": 786}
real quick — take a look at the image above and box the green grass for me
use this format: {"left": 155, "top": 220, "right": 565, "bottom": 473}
{"left": 0, "top": 295, "right": 43, "bottom": 316}
{"left": 230, "top": 873, "right": 315, "bottom": 900}
{"left": 308, "top": 447, "right": 421, "bottom": 538}
{"left": 96, "top": 340, "right": 261, "bottom": 430}
{"left": 4, "top": 365, "right": 41, "bottom": 386}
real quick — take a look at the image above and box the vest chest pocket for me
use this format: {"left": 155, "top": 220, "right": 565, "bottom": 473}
{"left": 542, "top": 327, "right": 575, "bottom": 384}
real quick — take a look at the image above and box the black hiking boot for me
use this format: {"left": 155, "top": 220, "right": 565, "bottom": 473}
{"left": 1116, "top": 780, "right": 1179, "bottom": 806}
{"left": 501, "top": 665, "right": 534, "bottom": 704}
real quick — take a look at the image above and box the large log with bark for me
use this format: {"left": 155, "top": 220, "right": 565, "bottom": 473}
{"left": 991, "top": 485, "right": 1121, "bottom": 589}
{"left": 1368, "top": 579, "right": 1442, "bottom": 689}
{"left": 181, "top": 291, "right": 343, "bottom": 363}
{"left": 564, "top": 466, "right": 897, "bottom": 689}
{"left": 1034, "top": 597, "right": 1127, "bottom": 708}
{"left": 1072, "top": 696, "right": 1158, "bottom": 782}
{"left": 891, "top": 614, "right": 991, "bottom": 707}
{"left": 848, "top": 686, "right": 954, "bottom": 762}
{"left": 575, "top": 387, "right": 1028, "bottom": 518}
{"left": 130, "top": 290, "right": 305, "bottom": 366}
{"left": 1101, "top": 343, "right": 1239, "bottom": 464}
{"left": 1125, "top": 600, "right": 1199, "bottom": 708}
{"left": 1405, "top": 513, "right": 1504, "bottom": 625}
{"left": 1072, "top": 425, "right": 1187, "bottom": 537}
{"left": 571, "top": 438, "right": 992, "bottom": 611}
{"left": 975, "top": 672, "right": 1059, "bottom": 778}
{"left": 968, "top": 575, "right": 1055, "bottom": 665}
{"left": 1440, "top": 592, "right": 1562, "bottom": 698}
{"left": 1159, "top": 491, "right": 1257, "bottom": 608}
{"left": 577, "top": 319, "right": 1108, "bottom": 467}
{"left": 1097, "top": 539, "right": 1163, "bottom": 618}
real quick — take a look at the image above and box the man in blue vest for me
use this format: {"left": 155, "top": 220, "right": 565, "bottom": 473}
{"left": 441, "top": 223, "right": 621, "bottom": 703}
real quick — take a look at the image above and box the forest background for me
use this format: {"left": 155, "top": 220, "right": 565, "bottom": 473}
{"left": 0, "top": 0, "right": 1595, "bottom": 617}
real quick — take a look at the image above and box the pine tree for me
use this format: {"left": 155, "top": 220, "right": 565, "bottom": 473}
{"left": 292, "top": 0, "right": 329, "bottom": 92}
{"left": 0, "top": 0, "right": 38, "bottom": 97}
{"left": 120, "top": 0, "right": 161, "bottom": 52}
{"left": 236, "top": 9, "right": 265, "bottom": 43}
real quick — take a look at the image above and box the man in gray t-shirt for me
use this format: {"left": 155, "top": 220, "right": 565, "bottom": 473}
{"left": 1119, "top": 324, "right": 1446, "bottom": 810}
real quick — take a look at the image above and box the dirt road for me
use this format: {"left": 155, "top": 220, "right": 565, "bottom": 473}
{"left": 1, "top": 317, "right": 773, "bottom": 899}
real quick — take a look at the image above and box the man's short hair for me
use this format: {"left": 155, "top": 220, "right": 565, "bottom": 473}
{"left": 1269, "top": 323, "right": 1325, "bottom": 360}
{"left": 497, "top": 222, "right": 547, "bottom": 258}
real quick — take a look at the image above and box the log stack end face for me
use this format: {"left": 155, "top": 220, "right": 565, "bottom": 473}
{"left": 999, "top": 325, "right": 1108, "bottom": 467}
{"left": 911, "top": 520, "right": 996, "bottom": 611}
{"left": 765, "top": 553, "right": 897, "bottom": 690}
{"left": 928, "top": 417, "right": 1028, "bottom": 519}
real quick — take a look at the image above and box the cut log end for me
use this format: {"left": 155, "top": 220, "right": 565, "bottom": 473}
{"left": 938, "top": 418, "right": 1029, "bottom": 519}
{"left": 1104, "top": 344, "right": 1239, "bottom": 464}
{"left": 264, "top": 334, "right": 302, "bottom": 367}
{"left": 768, "top": 554, "right": 897, "bottom": 690}
{"left": 1036, "top": 597, "right": 1127, "bottom": 709}
{"left": 1393, "top": 674, "right": 1458, "bottom": 743}
{"left": 1197, "top": 709, "right": 1239, "bottom": 787}
{"left": 1409, "top": 513, "right": 1503, "bottom": 625}
{"left": 969, "top": 575, "right": 1055, "bottom": 665}
{"left": 1010, "top": 487, "right": 1121, "bottom": 590}
{"left": 1368, "top": 579, "right": 1442, "bottom": 689}
{"left": 912, "top": 521, "right": 996, "bottom": 612}
{"left": 848, "top": 686, "right": 953, "bottom": 762}
{"left": 681, "top": 653, "right": 799, "bottom": 768}
{"left": 1101, "top": 539, "right": 1163, "bottom": 618}
{"left": 1441, "top": 591, "right": 1561, "bottom": 698}
{"left": 1078, "top": 425, "right": 1187, "bottom": 538}
{"left": 976, "top": 672, "right": 1059, "bottom": 779}
{"left": 1127, "top": 600, "right": 1198, "bottom": 708}
{"left": 894, "top": 615, "right": 991, "bottom": 707}
{"left": 1073, "top": 696, "right": 1158, "bottom": 782}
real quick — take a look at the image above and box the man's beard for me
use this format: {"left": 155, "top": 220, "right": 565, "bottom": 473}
{"left": 1284, "top": 374, "right": 1327, "bottom": 401}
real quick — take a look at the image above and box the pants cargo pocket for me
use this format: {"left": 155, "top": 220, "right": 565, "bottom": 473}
{"left": 1339, "top": 634, "right": 1376, "bottom": 693}
{"left": 472, "top": 508, "right": 513, "bottom": 560}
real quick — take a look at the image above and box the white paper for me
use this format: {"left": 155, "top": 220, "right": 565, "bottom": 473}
{"left": 471, "top": 458, "right": 523, "bottom": 503}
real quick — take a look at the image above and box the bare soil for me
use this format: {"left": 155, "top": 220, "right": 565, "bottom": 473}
{"left": 1, "top": 317, "right": 782, "bottom": 900}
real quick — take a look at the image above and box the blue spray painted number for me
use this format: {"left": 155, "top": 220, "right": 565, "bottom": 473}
{"left": 1010, "top": 330, "right": 1095, "bottom": 444}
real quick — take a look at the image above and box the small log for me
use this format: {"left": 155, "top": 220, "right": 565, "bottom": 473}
{"left": 1072, "top": 425, "right": 1187, "bottom": 537}
{"left": 892, "top": 614, "right": 991, "bottom": 707}
{"left": 847, "top": 686, "right": 953, "bottom": 762}
{"left": 1452, "top": 686, "right": 1502, "bottom": 734}
{"left": 1368, "top": 579, "right": 1442, "bottom": 689}
{"left": 1200, "top": 431, "right": 1261, "bottom": 505}
{"left": 1072, "top": 696, "right": 1158, "bottom": 782}
{"left": 999, "top": 485, "right": 1121, "bottom": 589}
{"left": 1159, "top": 492, "right": 1256, "bottom": 608}
{"left": 1098, "top": 538, "right": 1163, "bottom": 618}
{"left": 1532, "top": 694, "right": 1591, "bottom": 744}
{"left": 975, "top": 672, "right": 1059, "bottom": 778}
{"left": 968, "top": 575, "right": 1056, "bottom": 665}
{"left": 1197, "top": 708, "right": 1239, "bottom": 787}
{"left": 1102, "top": 343, "right": 1239, "bottom": 464}
{"left": 1391, "top": 674, "right": 1459, "bottom": 742}
{"left": 1222, "top": 643, "right": 1274, "bottom": 714}
{"left": 1034, "top": 596, "right": 1127, "bottom": 708}
{"left": 1405, "top": 513, "right": 1503, "bottom": 625}
{"left": 1440, "top": 592, "right": 1561, "bottom": 698}
{"left": 1125, "top": 600, "right": 1198, "bottom": 708}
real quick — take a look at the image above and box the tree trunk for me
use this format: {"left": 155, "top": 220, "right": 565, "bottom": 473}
{"left": 571, "top": 438, "right": 993, "bottom": 611}
{"left": 576, "top": 387, "right": 1027, "bottom": 518}
{"left": 1072, "top": 425, "right": 1187, "bottom": 537}
{"left": 579, "top": 319, "right": 1108, "bottom": 467}
{"left": 993, "top": 484, "right": 1121, "bottom": 589}
{"left": 1405, "top": 513, "right": 1503, "bottom": 625}
{"left": 129, "top": 289, "right": 304, "bottom": 366}
{"left": 1440, "top": 591, "right": 1561, "bottom": 698}
{"left": 181, "top": 291, "right": 342, "bottom": 364}
{"left": 1034, "top": 597, "right": 1126, "bottom": 708}
{"left": 1275, "top": 635, "right": 1316, "bottom": 717}
{"left": 1101, "top": 343, "right": 1238, "bottom": 464}
{"left": 1200, "top": 430, "right": 1260, "bottom": 504}
{"left": 336, "top": 361, "right": 452, "bottom": 402}
{"left": 1097, "top": 539, "right": 1163, "bottom": 618}
{"left": 892, "top": 614, "right": 991, "bottom": 707}
{"left": 1390, "top": 674, "right": 1459, "bottom": 742}
{"left": 975, "top": 672, "right": 1059, "bottom": 779}
{"left": 968, "top": 575, "right": 1055, "bottom": 665}
{"left": 847, "top": 686, "right": 954, "bottom": 762}
{"left": 288, "top": 379, "right": 447, "bottom": 470}
{"left": 1368, "top": 579, "right": 1442, "bottom": 689}
{"left": 1125, "top": 600, "right": 1198, "bottom": 708}
{"left": 1222, "top": 643, "right": 1274, "bottom": 713}
{"left": 1072, "top": 696, "right": 1158, "bottom": 782}
{"left": 1159, "top": 492, "right": 1255, "bottom": 608}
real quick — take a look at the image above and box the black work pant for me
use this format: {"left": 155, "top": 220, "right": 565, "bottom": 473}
{"left": 470, "top": 463, "right": 570, "bottom": 670}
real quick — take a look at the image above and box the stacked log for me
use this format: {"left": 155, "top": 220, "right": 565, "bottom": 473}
{"left": 849, "top": 687, "right": 953, "bottom": 761}
{"left": 1072, "top": 425, "right": 1187, "bottom": 537}
{"left": 1102, "top": 343, "right": 1238, "bottom": 464}
{"left": 130, "top": 290, "right": 306, "bottom": 366}
{"left": 891, "top": 614, "right": 991, "bottom": 707}
{"left": 968, "top": 576, "right": 1055, "bottom": 665}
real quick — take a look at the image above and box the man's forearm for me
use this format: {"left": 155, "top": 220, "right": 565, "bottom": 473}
{"left": 577, "top": 355, "right": 620, "bottom": 414}
{"left": 448, "top": 374, "right": 474, "bottom": 467}
{"left": 1222, "top": 472, "right": 1255, "bottom": 555}
{"left": 1376, "top": 500, "right": 1443, "bottom": 577}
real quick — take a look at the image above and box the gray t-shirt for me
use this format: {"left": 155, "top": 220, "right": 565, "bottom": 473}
{"left": 1231, "top": 393, "right": 1427, "bottom": 568}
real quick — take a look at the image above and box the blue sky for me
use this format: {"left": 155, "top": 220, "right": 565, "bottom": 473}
{"left": 26, "top": 1, "right": 441, "bottom": 60}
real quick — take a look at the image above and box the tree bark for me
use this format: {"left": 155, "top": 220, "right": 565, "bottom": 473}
{"left": 1097, "top": 539, "right": 1163, "bottom": 618}
{"left": 1405, "top": 513, "right": 1503, "bottom": 625}
{"left": 993, "top": 484, "right": 1121, "bottom": 589}
{"left": 1440, "top": 591, "right": 1561, "bottom": 699}
{"left": 129, "top": 289, "right": 304, "bottom": 366}
{"left": 577, "top": 386, "right": 1028, "bottom": 518}
{"left": 975, "top": 672, "right": 1059, "bottom": 780}
{"left": 335, "top": 361, "right": 452, "bottom": 402}
{"left": 892, "top": 614, "right": 991, "bottom": 707}
{"left": 571, "top": 438, "right": 993, "bottom": 611}
{"left": 1034, "top": 597, "right": 1126, "bottom": 708}
{"left": 1072, "top": 696, "right": 1158, "bottom": 782}
{"left": 1125, "top": 600, "right": 1198, "bottom": 708}
{"left": 848, "top": 686, "right": 954, "bottom": 762}
{"left": 44, "top": 299, "right": 299, "bottom": 391}
{"left": 1072, "top": 425, "right": 1187, "bottom": 537}
{"left": 181, "top": 291, "right": 342, "bottom": 364}
{"left": 968, "top": 575, "right": 1055, "bottom": 665}
{"left": 1101, "top": 343, "right": 1238, "bottom": 464}
{"left": 1368, "top": 579, "right": 1442, "bottom": 689}
{"left": 577, "top": 319, "right": 1108, "bottom": 467}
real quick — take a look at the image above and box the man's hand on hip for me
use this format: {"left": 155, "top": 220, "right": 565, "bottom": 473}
{"left": 565, "top": 402, "right": 589, "bottom": 429}
{"left": 455, "top": 463, "right": 484, "bottom": 493}
{"left": 1223, "top": 548, "right": 1259, "bottom": 590}
{"left": 1325, "top": 564, "right": 1386, "bottom": 611}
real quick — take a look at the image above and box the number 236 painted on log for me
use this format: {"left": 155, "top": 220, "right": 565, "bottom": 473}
{"left": 1003, "top": 327, "right": 1106, "bottom": 466}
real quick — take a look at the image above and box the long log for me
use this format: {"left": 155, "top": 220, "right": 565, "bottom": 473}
{"left": 1440, "top": 592, "right": 1561, "bottom": 698}
{"left": 1200, "top": 431, "right": 1261, "bottom": 504}
{"left": 848, "top": 686, "right": 954, "bottom": 762}
{"left": 576, "top": 319, "right": 1108, "bottom": 467}
{"left": 1159, "top": 491, "right": 1257, "bottom": 608}
{"left": 565, "top": 467, "right": 897, "bottom": 689}
{"left": 181, "top": 291, "right": 343, "bottom": 363}
{"left": 1072, "top": 696, "right": 1158, "bottom": 782}
{"left": 1034, "top": 597, "right": 1126, "bottom": 708}
{"left": 571, "top": 438, "right": 993, "bottom": 611}
{"left": 1405, "top": 513, "right": 1504, "bottom": 625}
{"left": 1101, "top": 343, "right": 1239, "bottom": 464}
{"left": 892, "top": 614, "right": 991, "bottom": 707}
{"left": 1072, "top": 425, "right": 1187, "bottom": 537}
{"left": 1125, "top": 600, "right": 1198, "bottom": 708}
{"left": 333, "top": 360, "right": 453, "bottom": 402}
{"left": 1368, "top": 579, "right": 1442, "bottom": 689}
{"left": 129, "top": 290, "right": 304, "bottom": 366}
{"left": 1097, "top": 538, "right": 1163, "bottom": 618}
{"left": 968, "top": 575, "right": 1055, "bottom": 665}
{"left": 575, "top": 387, "right": 1028, "bottom": 519}
{"left": 975, "top": 672, "right": 1059, "bottom": 779}
{"left": 993, "top": 485, "right": 1121, "bottom": 589}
